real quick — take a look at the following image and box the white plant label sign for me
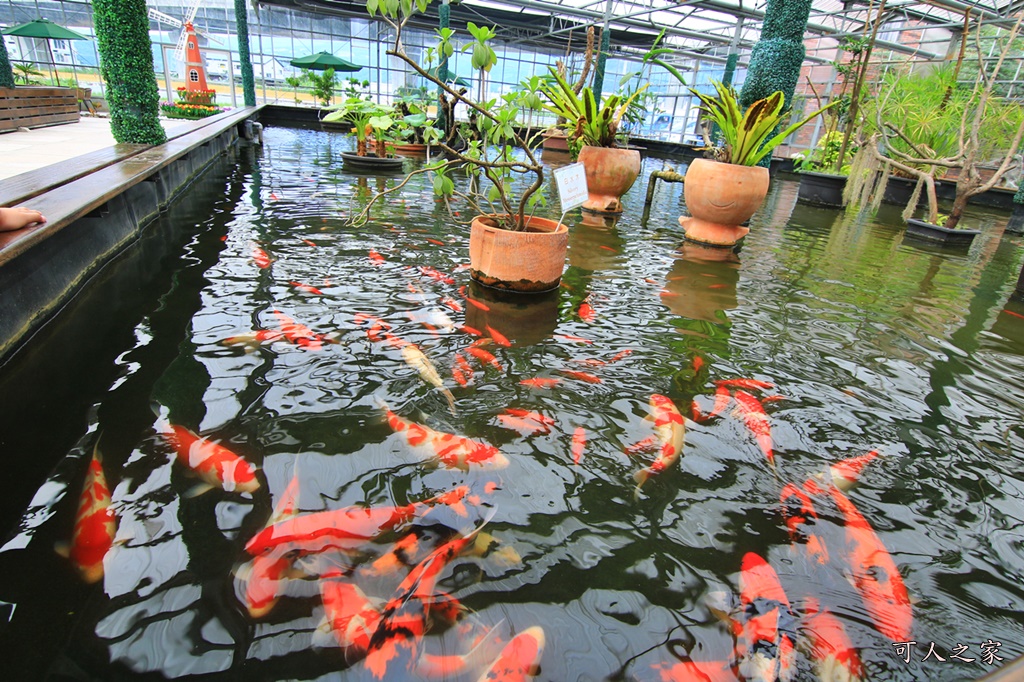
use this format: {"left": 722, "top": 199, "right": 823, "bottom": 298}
{"left": 554, "top": 162, "right": 588, "bottom": 212}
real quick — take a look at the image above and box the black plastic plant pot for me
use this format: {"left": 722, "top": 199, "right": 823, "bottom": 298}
{"left": 905, "top": 218, "right": 980, "bottom": 246}
{"left": 796, "top": 171, "right": 847, "bottom": 208}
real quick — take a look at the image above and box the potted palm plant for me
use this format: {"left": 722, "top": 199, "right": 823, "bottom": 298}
{"left": 681, "top": 81, "right": 837, "bottom": 246}
{"left": 358, "top": 1, "right": 567, "bottom": 293}
{"left": 540, "top": 68, "right": 649, "bottom": 214}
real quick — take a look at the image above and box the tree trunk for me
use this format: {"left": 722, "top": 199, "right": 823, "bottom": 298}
{"left": 944, "top": 192, "right": 971, "bottom": 230}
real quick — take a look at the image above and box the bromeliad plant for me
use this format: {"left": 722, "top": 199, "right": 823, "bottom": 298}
{"left": 540, "top": 67, "right": 649, "bottom": 157}
{"left": 691, "top": 80, "right": 838, "bottom": 166}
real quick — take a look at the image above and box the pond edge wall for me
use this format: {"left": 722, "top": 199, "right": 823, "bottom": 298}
{"left": 0, "top": 108, "right": 263, "bottom": 365}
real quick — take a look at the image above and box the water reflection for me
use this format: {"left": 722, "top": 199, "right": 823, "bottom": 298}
{"left": 464, "top": 281, "right": 560, "bottom": 346}
{"left": 660, "top": 241, "right": 741, "bottom": 324}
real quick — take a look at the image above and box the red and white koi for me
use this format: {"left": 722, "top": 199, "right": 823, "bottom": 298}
{"left": 238, "top": 472, "right": 304, "bottom": 618}
{"left": 319, "top": 577, "right": 383, "bottom": 656}
{"left": 826, "top": 450, "right": 880, "bottom": 492}
{"left": 153, "top": 405, "right": 260, "bottom": 495}
{"left": 496, "top": 408, "right": 555, "bottom": 436}
{"left": 369, "top": 249, "right": 386, "bottom": 265}
{"left": 55, "top": 442, "right": 117, "bottom": 584}
{"left": 554, "top": 333, "right": 593, "bottom": 344}
{"left": 732, "top": 390, "right": 775, "bottom": 471}
{"left": 244, "top": 485, "right": 470, "bottom": 556}
{"left": 715, "top": 378, "right": 775, "bottom": 391}
{"left": 272, "top": 310, "right": 333, "bottom": 350}
{"left": 381, "top": 401, "right": 509, "bottom": 471}
{"left": 825, "top": 483, "right": 912, "bottom": 642}
{"left": 802, "top": 599, "right": 866, "bottom": 682}
{"left": 440, "top": 296, "right": 464, "bottom": 313}
{"left": 632, "top": 394, "right": 685, "bottom": 494}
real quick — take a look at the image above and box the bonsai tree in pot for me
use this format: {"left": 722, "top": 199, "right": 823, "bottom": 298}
{"left": 681, "top": 80, "right": 837, "bottom": 246}
{"left": 323, "top": 98, "right": 394, "bottom": 157}
{"left": 540, "top": 68, "right": 649, "bottom": 214}
{"left": 356, "top": 0, "right": 567, "bottom": 293}
{"left": 847, "top": 15, "right": 1024, "bottom": 233}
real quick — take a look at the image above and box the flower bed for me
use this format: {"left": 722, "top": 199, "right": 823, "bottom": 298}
{"left": 161, "top": 102, "right": 226, "bottom": 119}
{"left": 175, "top": 87, "right": 217, "bottom": 106}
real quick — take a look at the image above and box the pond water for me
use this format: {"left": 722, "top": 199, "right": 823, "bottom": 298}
{"left": 1, "top": 125, "right": 1023, "bottom": 681}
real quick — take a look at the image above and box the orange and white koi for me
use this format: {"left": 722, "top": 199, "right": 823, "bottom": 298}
{"left": 496, "top": 409, "right": 554, "bottom": 436}
{"left": 732, "top": 390, "right": 775, "bottom": 471}
{"left": 707, "top": 384, "right": 732, "bottom": 419}
{"left": 369, "top": 249, "right": 386, "bottom": 265}
{"left": 401, "top": 344, "right": 458, "bottom": 416}
{"left": 572, "top": 427, "right": 586, "bottom": 465}
{"left": 153, "top": 405, "right": 260, "bottom": 495}
{"left": 55, "top": 442, "right": 117, "bottom": 584}
{"left": 559, "top": 369, "right": 602, "bottom": 384}
{"left": 779, "top": 482, "right": 829, "bottom": 566}
{"left": 826, "top": 483, "right": 912, "bottom": 642}
{"left": 272, "top": 310, "right": 333, "bottom": 350}
{"left": 476, "top": 625, "right": 546, "bottom": 681}
{"left": 803, "top": 599, "right": 866, "bottom": 682}
{"left": 290, "top": 280, "right": 325, "bottom": 296}
{"left": 633, "top": 394, "right": 685, "bottom": 494}
{"left": 252, "top": 244, "right": 273, "bottom": 269}
{"left": 411, "top": 621, "right": 505, "bottom": 678}
{"left": 460, "top": 324, "right": 484, "bottom": 337}
{"left": 519, "top": 377, "right": 561, "bottom": 389}
{"left": 238, "top": 472, "right": 304, "bottom": 618}
{"left": 244, "top": 485, "right": 470, "bottom": 556}
{"left": 826, "top": 450, "right": 880, "bottom": 491}
{"left": 381, "top": 401, "right": 509, "bottom": 471}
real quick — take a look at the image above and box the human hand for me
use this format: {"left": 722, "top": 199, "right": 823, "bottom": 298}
{"left": 0, "top": 207, "right": 47, "bottom": 232}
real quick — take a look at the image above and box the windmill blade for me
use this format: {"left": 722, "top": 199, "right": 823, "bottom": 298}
{"left": 174, "top": 28, "right": 188, "bottom": 62}
{"left": 184, "top": 0, "right": 201, "bottom": 25}
{"left": 193, "top": 26, "right": 225, "bottom": 46}
{"left": 148, "top": 7, "right": 182, "bottom": 27}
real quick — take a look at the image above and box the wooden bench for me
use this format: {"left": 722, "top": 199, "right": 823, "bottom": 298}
{"left": 0, "top": 106, "right": 262, "bottom": 267}
{"left": 0, "top": 86, "right": 79, "bottom": 132}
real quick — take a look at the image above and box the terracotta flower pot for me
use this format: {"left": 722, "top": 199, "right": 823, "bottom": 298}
{"left": 469, "top": 215, "right": 569, "bottom": 293}
{"left": 578, "top": 146, "right": 642, "bottom": 214}
{"left": 679, "top": 158, "right": 769, "bottom": 247}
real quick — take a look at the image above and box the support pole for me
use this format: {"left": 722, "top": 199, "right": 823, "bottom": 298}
{"left": 591, "top": 0, "right": 613, "bottom": 101}
{"left": 235, "top": 0, "right": 257, "bottom": 106}
{"left": 436, "top": 0, "right": 450, "bottom": 133}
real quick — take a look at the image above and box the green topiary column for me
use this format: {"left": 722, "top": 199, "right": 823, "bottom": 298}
{"left": 93, "top": 0, "right": 166, "bottom": 144}
{"left": 235, "top": 0, "right": 256, "bottom": 106}
{"left": 591, "top": 27, "right": 611, "bottom": 102}
{"left": 1015, "top": 176, "right": 1024, "bottom": 206}
{"left": 721, "top": 52, "right": 739, "bottom": 87}
{"left": 739, "top": 0, "right": 811, "bottom": 166}
{"left": 0, "top": 38, "right": 14, "bottom": 88}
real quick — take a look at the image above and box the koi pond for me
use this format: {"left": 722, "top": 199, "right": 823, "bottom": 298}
{"left": 1, "top": 125, "right": 1023, "bottom": 681}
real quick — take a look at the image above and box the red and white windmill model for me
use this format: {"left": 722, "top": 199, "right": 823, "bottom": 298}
{"left": 148, "top": 0, "right": 217, "bottom": 94}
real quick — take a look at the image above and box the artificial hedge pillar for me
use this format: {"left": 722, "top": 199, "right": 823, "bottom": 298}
{"left": 0, "top": 38, "right": 14, "bottom": 89}
{"left": 739, "top": 0, "right": 811, "bottom": 165}
{"left": 1015, "top": 176, "right": 1024, "bottom": 207}
{"left": 93, "top": 0, "right": 166, "bottom": 144}
{"left": 235, "top": 0, "right": 256, "bottom": 106}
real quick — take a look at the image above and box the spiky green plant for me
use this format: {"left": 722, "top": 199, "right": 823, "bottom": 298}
{"left": 539, "top": 67, "right": 648, "bottom": 150}
{"left": 690, "top": 80, "right": 837, "bottom": 166}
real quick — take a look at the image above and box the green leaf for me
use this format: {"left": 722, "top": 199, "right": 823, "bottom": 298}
{"left": 366, "top": 0, "right": 379, "bottom": 16}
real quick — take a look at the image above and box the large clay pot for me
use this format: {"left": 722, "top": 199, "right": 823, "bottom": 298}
{"left": 578, "top": 146, "right": 642, "bottom": 214}
{"left": 679, "top": 158, "right": 769, "bottom": 247}
{"left": 470, "top": 215, "right": 569, "bottom": 293}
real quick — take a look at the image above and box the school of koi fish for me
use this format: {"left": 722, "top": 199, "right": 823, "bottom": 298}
{"left": 54, "top": 232, "right": 915, "bottom": 681}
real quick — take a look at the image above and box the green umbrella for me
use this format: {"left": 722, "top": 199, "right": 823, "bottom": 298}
{"left": 3, "top": 19, "right": 89, "bottom": 87}
{"left": 289, "top": 52, "right": 362, "bottom": 72}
